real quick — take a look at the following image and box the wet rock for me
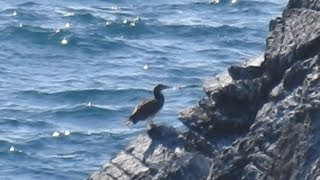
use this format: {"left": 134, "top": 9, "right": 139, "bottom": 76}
{"left": 89, "top": 0, "right": 320, "bottom": 179}
{"left": 228, "top": 56, "right": 265, "bottom": 80}
{"left": 287, "top": 0, "right": 320, "bottom": 10}
{"left": 88, "top": 125, "right": 211, "bottom": 180}
{"left": 180, "top": 0, "right": 320, "bottom": 140}
{"left": 190, "top": 0, "right": 320, "bottom": 179}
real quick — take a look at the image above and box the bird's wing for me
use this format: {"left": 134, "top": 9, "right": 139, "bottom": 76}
{"left": 124, "top": 99, "right": 159, "bottom": 126}
{"left": 131, "top": 99, "right": 158, "bottom": 115}
{"left": 129, "top": 99, "right": 161, "bottom": 121}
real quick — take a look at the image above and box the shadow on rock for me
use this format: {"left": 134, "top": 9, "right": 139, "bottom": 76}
{"left": 89, "top": 125, "right": 211, "bottom": 180}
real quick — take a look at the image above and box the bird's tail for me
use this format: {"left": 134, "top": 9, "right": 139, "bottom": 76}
{"left": 123, "top": 118, "right": 133, "bottom": 126}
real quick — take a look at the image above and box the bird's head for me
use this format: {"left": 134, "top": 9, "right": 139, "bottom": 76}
{"left": 154, "top": 84, "right": 170, "bottom": 92}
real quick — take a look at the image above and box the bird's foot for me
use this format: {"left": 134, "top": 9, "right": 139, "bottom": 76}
{"left": 147, "top": 123, "right": 157, "bottom": 129}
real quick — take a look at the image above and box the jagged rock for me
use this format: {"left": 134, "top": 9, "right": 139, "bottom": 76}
{"left": 89, "top": 0, "right": 320, "bottom": 179}
{"left": 200, "top": 0, "right": 320, "bottom": 179}
{"left": 207, "top": 55, "right": 320, "bottom": 180}
{"left": 228, "top": 55, "right": 265, "bottom": 81}
{"left": 180, "top": 67, "right": 266, "bottom": 136}
{"left": 287, "top": 0, "right": 320, "bottom": 10}
{"left": 88, "top": 125, "right": 211, "bottom": 180}
{"left": 180, "top": 0, "right": 320, "bottom": 140}
{"left": 263, "top": 8, "right": 320, "bottom": 82}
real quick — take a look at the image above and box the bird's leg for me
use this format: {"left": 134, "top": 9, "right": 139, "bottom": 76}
{"left": 146, "top": 122, "right": 149, "bottom": 129}
{"left": 147, "top": 116, "right": 155, "bottom": 129}
{"left": 150, "top": 118, "right": 154, "bottom": 125}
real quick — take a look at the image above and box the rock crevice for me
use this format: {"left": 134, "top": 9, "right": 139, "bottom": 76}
{"left": 89, "top": 0, "right": 320, "bottom": 179}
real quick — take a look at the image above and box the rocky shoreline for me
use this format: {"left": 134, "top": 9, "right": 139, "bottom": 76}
{"left": 89, "top": 0, "right": 320, "bottom": 179}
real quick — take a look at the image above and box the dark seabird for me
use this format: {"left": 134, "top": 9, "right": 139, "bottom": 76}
{"left": 124, "top": 84, "right": 170, "bottom": 127}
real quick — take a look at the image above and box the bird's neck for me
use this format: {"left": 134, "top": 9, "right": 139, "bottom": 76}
{"left": 154, "top": 90, "right": 164, "bottom": 102}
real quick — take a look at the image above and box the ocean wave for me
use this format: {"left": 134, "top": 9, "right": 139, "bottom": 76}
{"left": 44, "top": 105, "right": 120, "bottom": 118}
{"left": 0, "top": 0, "right": 286, "bottom": 179}
{"left": 0, "top": 108, "right": 38, "bottom": 118}
{"left": 23, "top": 128, "right": 142, "bottom": 150}
{"left": 61, "top": 10, "right": 106, "bottom": 23}
{"left": 0, "top": 24, "right": 146, "bottom": 52}
{"left": 0, "top": 140, "right": 11, "bottom": 149}
{"left": 0, "top": 25, "right": 72, "bottom": 45}
{"left": 71, "top": 12, "right": 104, "bottom": 22}
{"left": 139, "top": 1, "right": 278, "bottom": 13}
{"left": 0, "top": 7, "right": 50, "bottom": 21}
{"left": 236, "top": 0, "right": 280, "bottom": 8}
{"left": 17, "top": 2, "right": 39, "bottom": 7}
{"left": 0, "top": 13, "right": 256, "bottom": 55}
{"left": 16, "top": 88, "right": 150, "bottom": 102}
{"left": 0, "top": 118, "right": 53, "bottom": 129}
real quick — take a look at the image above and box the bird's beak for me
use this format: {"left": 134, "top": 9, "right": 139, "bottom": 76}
{"left": 162, "top": 85, "right": 171, "bottom": 90}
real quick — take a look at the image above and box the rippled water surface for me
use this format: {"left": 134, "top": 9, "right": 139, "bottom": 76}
{"left": 0, "top": 0, "right": 286, "bottom": 179}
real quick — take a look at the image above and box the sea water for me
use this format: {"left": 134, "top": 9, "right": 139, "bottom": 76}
{"left": 0, "top": 0, "right": 286, "bottom": 179}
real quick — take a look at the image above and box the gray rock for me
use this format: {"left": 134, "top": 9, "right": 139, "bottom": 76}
{"left": 287, "top": 0, "right": 320, "bottom": 10}
{"left": 207, "top": 55, "right": 320, "bottom": 180}
{"left": 180, "top": 0, "right": 320, "bottom": 139}
{"left": 228, "top": 55, "right": 265, "bottom": 80}
{"left": 88, "top": 125, "right": 211, "bottom": 180}
{"left": 189, "top": 0, "right": 320, "bottom": 179}
{"left": 89, "top": 0, "right": 320, "bottom": 179}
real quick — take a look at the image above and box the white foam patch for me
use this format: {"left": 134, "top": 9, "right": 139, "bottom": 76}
{"left": 130, "top": 22, "right": 136, "bottom": 27}
{"left": 143, "top": 64, "right": 149, "bottom": 70}
{"left": 231, "top": 0, "right": 238, "bottom": 4}
{"left": 12, "top": 11, "right": 17, "bottom": 16}
{"left": 52, "top": 131, "right": 60, "bottom": 137}
{"left": 209, "top": 0, "right": 220, "bottom": 4}
{"left": 111, "top": 6, "right": 119, "bottom": 10}
{"left": 64, "top": 23, "right": 71, "bottom": 28}
{"left": 54, "top": 28, "right": 60, "bottom": 33}
{"left": 9, "top": 146, "right": 15, "bottom": 152}
{"left": 87, "top": 101, "right": 92, "bottom": 107}
{"left": 64, "top": 12, "right": 75, "bottom": 17}
{"left": 133, "top": 17, "right": 140, "bottom": 22}
{"left": 61, "top": 38, "right": 68, "bottom": 45}
{"left": 64, "top": 130, "right": 71, "bottom": 136}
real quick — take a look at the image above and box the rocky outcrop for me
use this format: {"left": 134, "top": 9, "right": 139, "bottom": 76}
{"left": 180, "top": 0, "right": 320, "bottom": 179}
{"left": 89, "top": 0, "right": 320, "bottom": 179}
{"left": 88, "top": 126, "right": 211, "bottom": 180}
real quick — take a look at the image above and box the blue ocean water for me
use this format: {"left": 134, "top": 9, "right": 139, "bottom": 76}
{"left": 0, "top": 0, "right": 286, "bottom": 179}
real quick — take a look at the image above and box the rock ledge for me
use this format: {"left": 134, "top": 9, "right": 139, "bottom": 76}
{"left": 89, "top": 0, "right": 320, "bottom": 179}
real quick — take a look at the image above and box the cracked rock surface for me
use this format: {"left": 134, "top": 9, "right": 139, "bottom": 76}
{"left": 89, "top": 0, "right": 320, "bottom": 179}
{"left": 88, "top": 126, "right": 211, "bottom": 180}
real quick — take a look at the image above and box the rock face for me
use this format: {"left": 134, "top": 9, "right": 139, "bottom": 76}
{"left": 89, "top": 0, "right": 320, "bottom": 179}
{"left": 88, "top": 126, "right": 211, "bottom": 180}
{"left": 180, "top": 0, "right": 320, "bottom": 179}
